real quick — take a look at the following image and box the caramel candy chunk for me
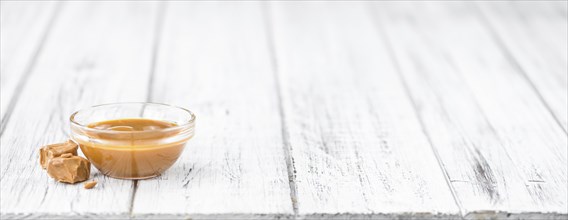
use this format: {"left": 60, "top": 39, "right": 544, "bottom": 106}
{"left": 84, "top": 180, "right": 97, "bottom": 189}
{"left": 47, "top": 156, "right": 90, "bottom": 183}
{"left": 39, "top": 140, "right": 78, "bottom": 169}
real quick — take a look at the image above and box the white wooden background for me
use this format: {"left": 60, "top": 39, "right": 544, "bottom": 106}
{"left": 0, "top": 1, "right": 566, "bottom": 219}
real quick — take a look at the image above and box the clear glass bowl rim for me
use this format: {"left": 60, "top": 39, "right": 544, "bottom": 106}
{"left": 69, "top": 102, "right": 195, "bottom": 134}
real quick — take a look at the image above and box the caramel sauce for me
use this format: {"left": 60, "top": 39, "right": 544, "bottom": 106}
{"left": 76, "top": 118, "right": 188, "bottom": 179}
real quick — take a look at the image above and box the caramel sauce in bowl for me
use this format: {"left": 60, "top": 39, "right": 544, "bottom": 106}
{"left": 70, "top": 103, "right": 195, "bottom": 179}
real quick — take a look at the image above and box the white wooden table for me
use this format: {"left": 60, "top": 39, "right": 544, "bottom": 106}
{"left": 1, "top": 1, "right": 567, "bottom": 219}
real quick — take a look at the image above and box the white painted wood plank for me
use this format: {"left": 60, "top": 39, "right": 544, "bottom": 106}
{"left": 374, "top": 1, "right": 567, "bottom": 218}
{"left": 131, "top": 2, "right": 293, "bottom": 218}
{"left": 0, "top": 2, "right": 160, "bottom": 218}
{"left": 0, "top": 1, "right": 58, "bottom": 121}
{"left": 478, "top": 1, "right": 568, "bottom": 132}
{"left": 269, "top": 2, "right": 460, "bottom": 218}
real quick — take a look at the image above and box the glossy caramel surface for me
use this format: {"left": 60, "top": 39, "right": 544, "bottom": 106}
{"left": 77, "top": 118, "right": 188, "bottom": 179}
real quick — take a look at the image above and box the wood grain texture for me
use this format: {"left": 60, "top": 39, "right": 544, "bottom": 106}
{"left": 0, "top": 1, "right": 59, "bottom": 122}
{"left": 478, "top": 1, "right": 568, "bottom": 132}
{"left": 0, "top": 1, "right": 160, "bottom": 218}
{"left": 131, "top": 2, "right": 293, "bottom": 218}
{"left": 1, "top": 1, "right": 566, "bottom": 219}
{"left": 374, "top": 1, "right": 567, "bottom": 218}
{"left": 268, "top": 2, "right": 460, "bottom": 217}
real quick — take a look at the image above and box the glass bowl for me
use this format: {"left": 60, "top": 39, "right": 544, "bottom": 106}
{"left": 70, "top": 102, "right": 195, "bottom": 179}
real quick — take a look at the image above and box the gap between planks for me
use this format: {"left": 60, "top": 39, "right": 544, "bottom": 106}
{"left": 130, "top": 1, "right": 293, "bottom": 216}
{"left": 128, "top": 1, "right": 168, "bottom": 217}
{"left": 261, "top": 1, "right": 300, "bottom": 217}
{"left": 366, "top": 3, "right": 465, "bottom": 218}
{"left": 269, "top": 1, "right": 460, "bottom": 216}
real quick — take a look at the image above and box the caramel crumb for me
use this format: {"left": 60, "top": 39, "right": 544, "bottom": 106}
{"left": 84, "top": 180, "right": 97, "bottom": 189}
{"left": 60, "top": 153, "right": 73, "bottom": 158}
